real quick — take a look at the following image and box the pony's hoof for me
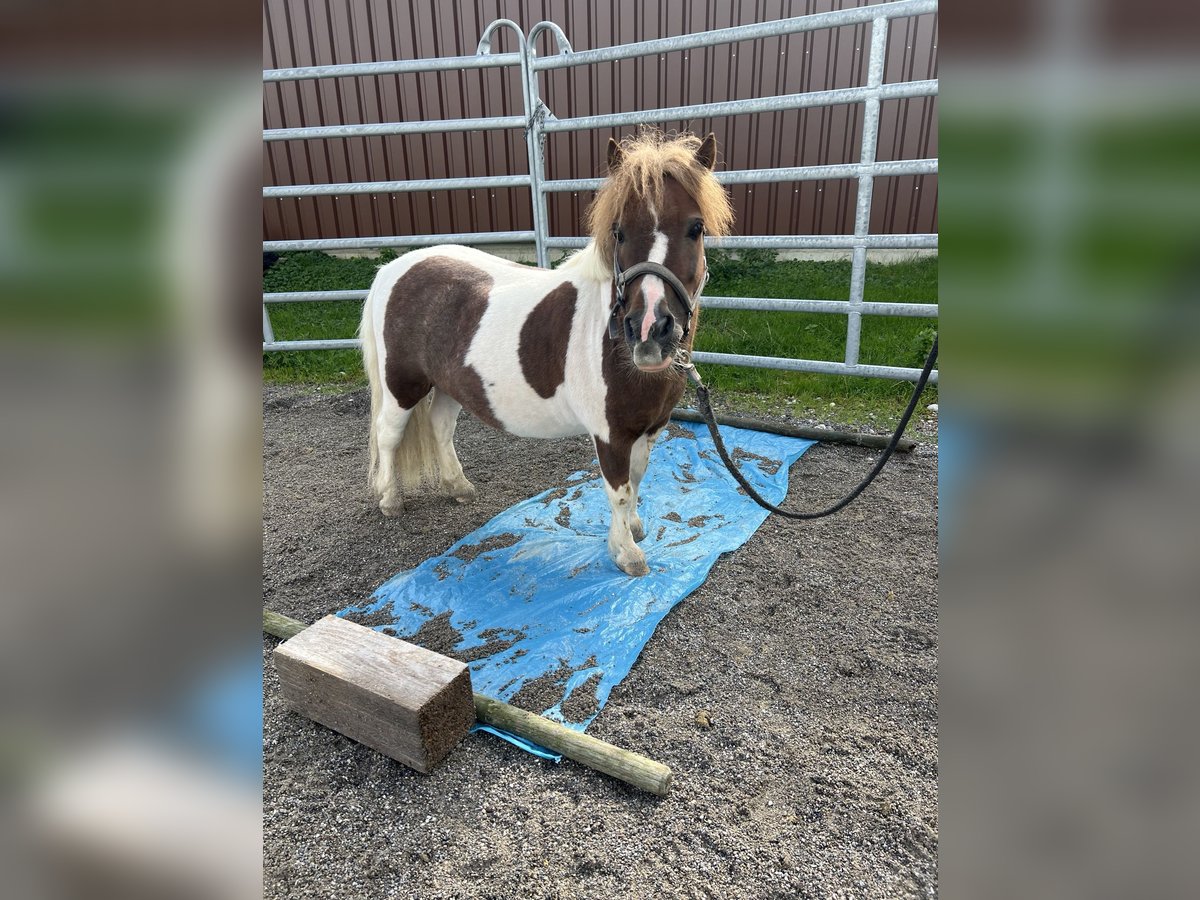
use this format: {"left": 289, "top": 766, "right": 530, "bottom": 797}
{"left": 615, "top": 551, "right": 650, "bottom": 577}
{"left": 446, "top": 481, "right": 477, "bottom": 504}
{"left": 620, "top": 558, "right": 650, "bottom": 577}
{"left": 379, "top": 497, "right": 404, "bottom": 517}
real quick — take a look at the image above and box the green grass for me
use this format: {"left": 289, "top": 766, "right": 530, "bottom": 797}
{"left": 697, "top": 250, "right": 937, "bottom": 420}
{"left": 262, "top": 250, "right": 399, "bottom": 382}
{"left": 263, "top": 248, "right": 937, "bottom": 425}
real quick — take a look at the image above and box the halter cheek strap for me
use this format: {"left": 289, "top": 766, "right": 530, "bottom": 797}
{"left": 608, "top": 240, "right": 706, "bottom": 341}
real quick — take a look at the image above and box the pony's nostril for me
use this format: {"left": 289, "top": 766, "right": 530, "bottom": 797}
{"left": 655, "top": 313, "right": 675, "bottom": 341}
{"left": 623, "top": 315, "right": 637, "bottom": 342}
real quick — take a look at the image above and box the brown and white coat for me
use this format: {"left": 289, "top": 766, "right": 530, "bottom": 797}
{"left": 359, "top": 131, "right": 733, "bottom": 576}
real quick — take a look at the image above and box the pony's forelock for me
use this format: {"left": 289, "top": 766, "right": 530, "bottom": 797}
{"left": 585, "top": 128, "right": 734, "bottom": 266}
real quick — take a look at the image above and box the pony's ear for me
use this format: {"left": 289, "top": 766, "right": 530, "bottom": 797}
{"left": 696, "top": 133, "right": 718, "bottom": 170}
{"left": 607, "top": 137, "right": 624, "bottom": 172}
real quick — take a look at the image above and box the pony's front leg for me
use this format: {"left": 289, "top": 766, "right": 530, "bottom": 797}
{"left": 627, "top": 430, "right": 660, "bottom": 543}
{"left": 594, "top": 435, "right": 649, "bottom": 577}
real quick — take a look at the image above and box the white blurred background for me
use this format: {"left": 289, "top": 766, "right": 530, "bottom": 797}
{"left": 941, "top": 1, "right": 1200, "bottom": 897}
{"left": 0, "top": 3, "right": 262, "bottom": 898}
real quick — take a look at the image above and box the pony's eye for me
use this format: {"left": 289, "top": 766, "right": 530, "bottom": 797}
{"left": 612, "top": 224, "right": 624, "bottom": 244}
{"left": 688, "top": 221, "right": 705, "bottom": 240}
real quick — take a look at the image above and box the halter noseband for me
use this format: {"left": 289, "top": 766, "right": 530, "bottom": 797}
{"left": 607, "top": 232, "right": 706, "bottom": 341}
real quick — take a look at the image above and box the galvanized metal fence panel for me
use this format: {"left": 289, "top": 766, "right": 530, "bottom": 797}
{"left": 263, "top": 0, "right": 938, "bottom": 383}
{"left": 262, "top": 0, "right": 939, "bottom": 248}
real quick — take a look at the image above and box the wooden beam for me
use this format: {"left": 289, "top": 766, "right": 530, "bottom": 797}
{"left": 273, "top": 615, "right": 475, "bottom": 774}
{"left": 264, "top": 609, "right": 673, "bottom": 796}
{"left": 473, "top": 694, "right": 672, "bottom": 797}
{"left": 263, "top": 608, "right": 306, "bottom": 640}
{"left": 671, "top": 407, "right": 916, "bottom": 452}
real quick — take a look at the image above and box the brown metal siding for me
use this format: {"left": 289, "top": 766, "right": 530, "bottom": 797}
{"left": 263, "top": 1, "right": 938, "bottom": 243}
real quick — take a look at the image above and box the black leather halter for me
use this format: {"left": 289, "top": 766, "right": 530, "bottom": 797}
{"left": 607, "top": 235, "right": 704, "bottom": 341}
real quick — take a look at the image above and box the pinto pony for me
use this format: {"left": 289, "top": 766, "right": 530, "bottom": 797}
{"left": 359, "top": 130, "right": 734, "bottom": 575}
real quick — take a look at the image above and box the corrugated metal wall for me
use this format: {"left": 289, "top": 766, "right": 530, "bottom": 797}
{"left": 262, "top": 0, "right": 937, "bottom": 244}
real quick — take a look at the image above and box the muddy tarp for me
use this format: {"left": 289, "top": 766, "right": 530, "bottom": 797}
{"left": 338, "top": 421, "right": 815, "bottom": 759}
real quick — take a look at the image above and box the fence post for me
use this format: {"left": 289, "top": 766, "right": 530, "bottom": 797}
{"left": 477, "top": 20, "right": 548, "bottom": 268}
{"left": 525, "top": 23, "right": 573, "bottom": 269}
{"left": 844, "top": 16, "right": 890, "bottom": 368}
{"left": 525, "top": 97, "right": 551, "bottom": 269}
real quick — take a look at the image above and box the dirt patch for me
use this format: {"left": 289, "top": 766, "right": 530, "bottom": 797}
{"left": 396, "top": 610, "right": 463, "bottom": 657}
{"left": 330, "top": 389, "right": 370, "bottom": 417}
{"left": 559, "top": 671, "right": 604, "bottom": 723}
{"left": 539, "top": 486, "right": 568, "bottom": 506}
{"left": 835, "top": 650, "right": 877, "bottom": 678}
{"left": 655, "top": 526, "right": 666, "bottom": 542}
{"left": 665, "top": 533, "right": 701, "bottom": 549}
{"left": 731, "top": 447, "right": 782, "bottom": 475}
{"left": 433, "top": 561, "right": 452, "bottom": 581}
{"left": 567, "top": 563, "right": 589, "bottom": 579}
{"left": 663, "top": 511, "right": 683, "bottom": 523}
{"left": 450, "top": 532, "right": 521, "bottom": 562}
{"left": 554, "top": 504, "right": 571, "bottom": 529}
{"left": 674, "top": 464, "right": 699, "bottom": 484}
{"left": 509, "top": 656, "right": 598, "bottom": 715}
{"left": 340, "top": 606, "right": 393, "bottom": 630}
{"left": 263, "top": 383, "right": 939, "bottom": 900}
{"left": 263, "top": 394, "right": 298, "bottom": 411}
{"left": 458, "top": 626, "right": 527, "bottom": 664}
{"left": 663, "top": 422, "right": 697, "bottom": 441}
{"left": 687, "top": 514, "right": 715, "bottom": 528}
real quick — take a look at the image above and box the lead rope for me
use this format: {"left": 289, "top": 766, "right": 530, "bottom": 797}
{"left": 680, "top": 336, "right": 938, "bottom": 520}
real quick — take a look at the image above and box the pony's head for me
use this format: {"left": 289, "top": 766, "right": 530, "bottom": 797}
{"left": 587, "top": 129, "right": 734, "bottom": 373}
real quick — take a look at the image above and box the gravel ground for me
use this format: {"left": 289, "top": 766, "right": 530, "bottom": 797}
{"left": 263, "top": 384, "right": 938, "bottom": 899}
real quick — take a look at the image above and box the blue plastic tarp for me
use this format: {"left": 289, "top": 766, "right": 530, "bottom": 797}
{"left": 338, "top": 421, "right": 815, "bottom": 759}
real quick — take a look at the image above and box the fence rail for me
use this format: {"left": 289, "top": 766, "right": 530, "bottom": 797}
{"left": 263, "top": 0, "right": 938, "bottom": 385}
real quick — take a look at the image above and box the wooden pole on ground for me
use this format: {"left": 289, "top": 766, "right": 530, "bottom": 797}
{"left": 263, "top": 609, "right": 673, "bottom": 797}
{"left": 671, "top": 407, "right": 917, "bottom": 452}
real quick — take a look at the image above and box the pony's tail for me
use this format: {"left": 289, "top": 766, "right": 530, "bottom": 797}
{"left": 360, "top": 276, "right": 443, "bottom": 502}
{"left": 393, "top": 391, "right": 443, "bottom": 494}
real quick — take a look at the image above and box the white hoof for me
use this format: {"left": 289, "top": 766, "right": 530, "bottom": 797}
{"left": 444, "top": 478, "right": 477, "bottom": 505}
{"left": 613, "top": 545, "right": 649, "bottom": 577}
{"left": 379, "top": 493, "right": 404, "bottom": 517}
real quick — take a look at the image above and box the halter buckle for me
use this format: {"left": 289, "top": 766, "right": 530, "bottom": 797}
{"left": 607, "top": 303, "right": 624, "bottom": 340}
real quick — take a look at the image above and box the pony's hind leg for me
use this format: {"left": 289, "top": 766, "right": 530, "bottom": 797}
{"left": 428, "top": 389, "right": 476, "bottom": 504}
{"left": 373, "top": 397, "right": 412, "bottom": 516}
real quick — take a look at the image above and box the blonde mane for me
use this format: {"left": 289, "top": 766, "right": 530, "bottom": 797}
{"left": 584, "top": 128, "right": 734, "bottom": 266}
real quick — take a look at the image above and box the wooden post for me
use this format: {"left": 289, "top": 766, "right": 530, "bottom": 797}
{"left": 273, "top": 615, "right": 476, "bottom": 774}
{"left": 671, "top": 407, "right": 917, "bottom": 452}
{"left": 264, "top": 610, "right": 673, "bottom": 796}
{"left": 263, "top": 608, "right": 306, "bottom": 640}
{"left": 473, "top": 694, "right": 672, "bottom": 797}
